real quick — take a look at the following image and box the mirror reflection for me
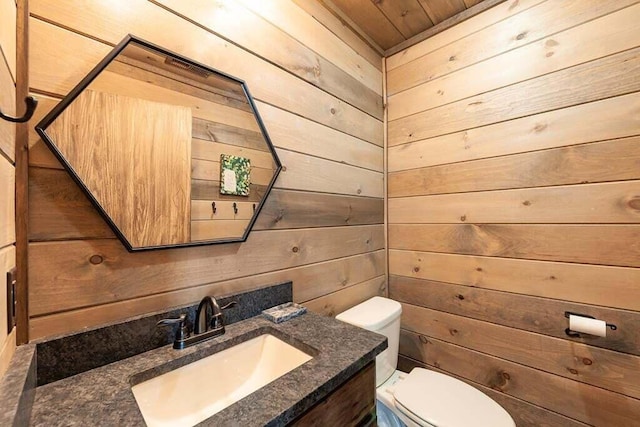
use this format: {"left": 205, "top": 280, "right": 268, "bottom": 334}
{"left": 37, "top": 37, "right": 281, "bottom": 251}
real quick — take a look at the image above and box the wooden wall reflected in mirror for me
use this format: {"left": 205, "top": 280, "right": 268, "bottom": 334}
{"left": 36, "top": 36, "right": 281, "bottom": 251}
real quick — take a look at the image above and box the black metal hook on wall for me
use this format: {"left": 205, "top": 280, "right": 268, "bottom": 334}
{"left": 211, "top": 202, "right": 216, "bottom": 214}
{"left": 0, "top": 96, "right": 38, "bottom": 123}
{"left": 233, "top": 202, "right": 238, "bottom": 215}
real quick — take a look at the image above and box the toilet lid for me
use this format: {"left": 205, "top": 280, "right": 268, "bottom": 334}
{"left": 393, "top": 369, "right": 515, "bottom": 427}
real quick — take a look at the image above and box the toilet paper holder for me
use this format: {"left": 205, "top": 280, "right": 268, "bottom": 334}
{"left": 564, "top": 311, "right": 617, "bottom": 338}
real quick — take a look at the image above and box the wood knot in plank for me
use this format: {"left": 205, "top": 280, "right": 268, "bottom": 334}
{"left": 489, "top": 370, "right": 511, "bottom": 391}
{"left": 89, "top": 255, "right": 104, "bottom": 265}
{"left": 292, "top": 246, "right": 299, "bottom": 253}
{"left": 515, "top": 31, "right": 528, "bottom": 41}
{"left": 628, "top": 196, "right": 640, "bottom": 211}
{"left": 533, "top": 123, "right": 547, "bottom": 133}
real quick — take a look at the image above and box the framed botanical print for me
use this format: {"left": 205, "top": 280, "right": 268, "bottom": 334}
{"left": 220, "top": 154, "right": 251, "bottom": 196}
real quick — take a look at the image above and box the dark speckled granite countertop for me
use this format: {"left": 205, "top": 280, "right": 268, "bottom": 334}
{"left": 30, "top": 312, "right": 386, "bottom": 426}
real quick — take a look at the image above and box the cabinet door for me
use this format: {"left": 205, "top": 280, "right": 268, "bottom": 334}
{"left": 292, "top": 361, "right": 376, "bottom": 426}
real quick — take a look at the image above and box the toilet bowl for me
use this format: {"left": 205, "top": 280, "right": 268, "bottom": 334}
{"left": 336, "top": 297, "right": 515, "bottom": 427}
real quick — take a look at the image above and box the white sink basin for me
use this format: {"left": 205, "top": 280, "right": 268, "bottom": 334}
{"left": 131, "top": 334, "right": 313, "bottom": 427}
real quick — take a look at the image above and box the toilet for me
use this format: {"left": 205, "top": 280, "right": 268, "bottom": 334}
{"left": 336, "top": 297, "right": 515, "bottom": 427}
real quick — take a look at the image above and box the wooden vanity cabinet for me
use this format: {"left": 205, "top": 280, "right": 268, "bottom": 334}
{"left": 291, "top": 361, "right": 376, "bottom": 427}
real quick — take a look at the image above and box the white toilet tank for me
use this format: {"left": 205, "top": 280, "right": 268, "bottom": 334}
{"left": 336, "top": 297, "right": 402, "bottom": 387}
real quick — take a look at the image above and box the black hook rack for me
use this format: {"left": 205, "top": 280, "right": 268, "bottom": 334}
{"left": 0, "top": 96, "right": 38, "bottom": 123}
{"left": 564, "top": 311, "right": 617, "bottom": 338}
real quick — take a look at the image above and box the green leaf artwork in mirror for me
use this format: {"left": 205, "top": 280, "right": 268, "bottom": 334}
{"left": 220, "top": 154, "right": 251, "bottom": 196}
{"left": 35, "top": 35, "right": 281, "bottom": 251}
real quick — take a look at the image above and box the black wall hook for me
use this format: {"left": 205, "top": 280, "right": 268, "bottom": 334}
{"left": 0, "top": 96, "right": 38, "bottom": 123}
{"left": 233, "top": 202, "right": 238, "bottom": 215}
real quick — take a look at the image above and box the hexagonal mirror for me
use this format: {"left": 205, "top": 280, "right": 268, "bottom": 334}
{"left": 36, "top": 35, "right": 281, "bottom": 251}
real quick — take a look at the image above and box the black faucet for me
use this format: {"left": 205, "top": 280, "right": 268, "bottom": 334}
{"left": 157, "top": 297, "right": 237, "bottom": 350}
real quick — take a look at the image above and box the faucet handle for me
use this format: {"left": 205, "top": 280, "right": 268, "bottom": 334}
{"left": 156, "top": 313, "right": 187, "bottom": 326}
{"left": 157, "top": 313, "right": 190, "bottom": 342}
{"left": 211, "top": 301, "right": 238, "bottom": 330}
{"left": 221, "top": 301, "right": 238, "bottom": 310}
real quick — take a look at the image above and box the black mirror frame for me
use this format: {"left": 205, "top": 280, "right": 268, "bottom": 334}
{"left": 35, "top": 34, "right": 282, "bottom": 252}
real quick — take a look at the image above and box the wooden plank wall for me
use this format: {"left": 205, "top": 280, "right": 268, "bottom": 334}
{"left": 0, "top": 0, "right": 17, "bottom": 376}
{"left": 26, "top": 0, "right": 385, "bottom": 340}
{"left": 386, "top": 0, "right": 640, "bottom": 426}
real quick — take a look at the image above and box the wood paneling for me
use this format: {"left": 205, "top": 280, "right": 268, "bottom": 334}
{"left": 154, "top": 0, "right": 382, "bottom": 119}
{"left": 0, "top": 159, "right": 15, "bottom": 248}
{"left": 0, "top": 47, "right": 15, "bottom": 162}
{"left": 30, "top": 250, "right": 385, "bottom": 339}
{"left": 28, "top": 5, "right": 383, "bottom": 145}
{"left": 327, "top": 0, "right": 493, "bottom": 51}
{"left": 29, "top": 167, "right": 384, "bottom": 240}
{"left": 386, "top": 0, "right": 543, "bottom": 70}
{"left": 28, "top": 225, "right": 383, "bottom": 317}
{"left": 236, "top": 0, "right": 383, "bottom": 88}
{"left": 389, "top": 181, "right": 640, "bottom": 224}
{"left": 388, "top": 0, "right": 637, "bottom": 96}
{"left": 388, "top": 2, "right": 640, "bottom": 424}
{"left": 326, "top": 0, "right": 404, "bottom": 50}
{"left": 275, "top": 150, "right": 383, "bottom": 198}
{"left": 388, "top": 93, "right": 640, "bottom": 170}
{"left": 389, "top": 47, "right": 640, "bottom": 145}
{"left": 390, "top": 224, "right": 640, "bottom": 267}
{"left": 0, "top": 0, "right": 16, "bottom": 81}
{"left": 389, "top": 252, "right": 640, "bottom": 313}
{"left": 375, "top": 0, "right": 433, "bottom": 40}
{"left": 389, "top": 2, "right": 640, "bottom": 120}
{"left": 418, "top": 0, "right": 465, "bottom": 24}
{"left": 288, "top": 0, "right": 383, "bottom": 70}
{"left": 389, "top": 136, "right": 640, "bottom": 194}
{"left": 303, "top": 275, "right": 386, "bottom": 317}
{"left": 27, "top": 0, "right": 384, "bottom": 338}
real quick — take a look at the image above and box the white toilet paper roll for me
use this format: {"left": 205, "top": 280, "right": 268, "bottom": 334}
{"left": 569, "top": 314, "right": 607, "bottom": 337}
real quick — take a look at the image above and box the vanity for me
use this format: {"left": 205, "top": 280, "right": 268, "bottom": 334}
{"left": 4, "top": 283, "right": 386, "bottom": 426}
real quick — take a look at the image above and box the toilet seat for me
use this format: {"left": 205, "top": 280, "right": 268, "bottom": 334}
{"left": 388, "top": 369, "right": 515, "bottom": 427}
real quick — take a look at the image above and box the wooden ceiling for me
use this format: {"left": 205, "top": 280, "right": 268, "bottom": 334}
{"left": 323, "top": 0, "right": 491, "bottom": 52}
